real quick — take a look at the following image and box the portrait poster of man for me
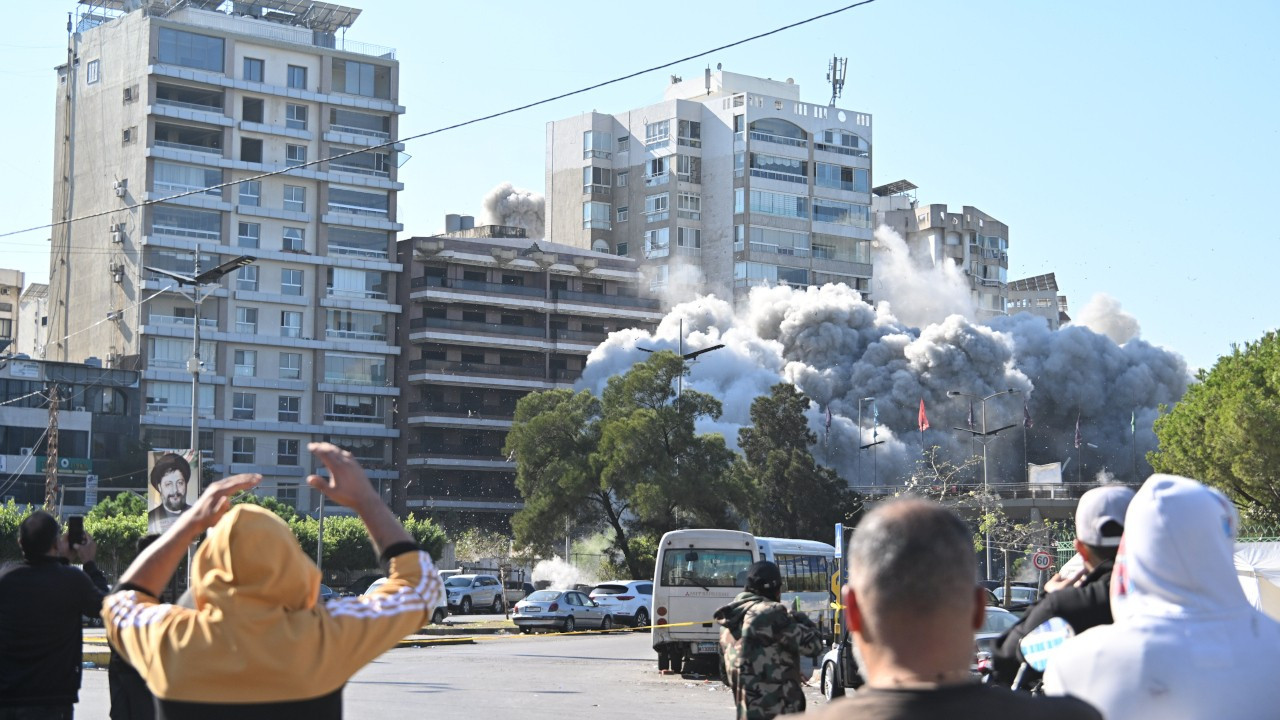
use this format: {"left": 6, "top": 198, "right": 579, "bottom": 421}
{"left": 147, "top": 450, "right": 200, "bottom": 534}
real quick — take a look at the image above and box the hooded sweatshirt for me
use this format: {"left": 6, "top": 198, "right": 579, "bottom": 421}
{"left": 102, "top": 505, "right": 443, "bottom": 718}
{"left": 1043, "top": 475, "right": 1280, "bottom": 719}
{"left": 714, "top": 591, "right": 823, "bottom": 720}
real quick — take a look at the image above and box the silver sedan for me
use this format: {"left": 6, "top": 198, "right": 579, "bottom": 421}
{"left": 512, "top": 589, "right": 615, "bottom": 633}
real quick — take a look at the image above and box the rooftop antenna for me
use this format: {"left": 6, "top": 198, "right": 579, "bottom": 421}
{"left": 705, "top": 65, "right": 712, "bottom": 95}
{"left": 827, "top": 55, "right": 847, "bottom": 106}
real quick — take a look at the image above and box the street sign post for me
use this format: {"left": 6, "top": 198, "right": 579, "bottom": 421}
{"left": 1032, "top": 550, "right": 1053, "bottom": 571}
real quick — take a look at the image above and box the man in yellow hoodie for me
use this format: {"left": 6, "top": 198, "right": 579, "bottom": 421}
{"left": 102, "top": 442, "right": 444, "bottom": 719}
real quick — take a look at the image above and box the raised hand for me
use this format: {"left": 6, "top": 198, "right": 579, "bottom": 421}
{"left": 306, "top": 442, "right": 380, "bottom": 511}
{"left": 180, "top": 473, "right": 263, "bottom": 534}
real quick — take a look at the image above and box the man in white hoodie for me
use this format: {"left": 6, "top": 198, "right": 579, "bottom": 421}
{"left": 1044, "top": 474, "right": 1280, "bottom": 719}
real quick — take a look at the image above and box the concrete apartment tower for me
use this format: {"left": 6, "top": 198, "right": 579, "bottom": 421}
{"left": 0, "top": 269, "right": 23, "bottom": 350}
{"left": 546, "top": 70, "right": 874, "bottom": 303}
{"left": 48, "top": 0, "right": 404, "bottom": 509}
{"left": 873, "top": 182, "right": 1011, "bottom": 319}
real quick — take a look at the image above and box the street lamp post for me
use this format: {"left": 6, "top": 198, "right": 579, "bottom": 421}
{"left": 856, "top": 396, "right": 882, "bottom": 486}
{"left": 948, "top": 388, "right": 1020, "bottom": 581}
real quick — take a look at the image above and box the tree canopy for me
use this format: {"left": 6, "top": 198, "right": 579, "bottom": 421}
{"left": 735, "top": 383, "right": 863, "bottom": 541}
{"left": 506, "top": 351, "right": 744, "bottom": 578}
{"left": 1150, "top": 330, "right": 1280, "bottom": 521}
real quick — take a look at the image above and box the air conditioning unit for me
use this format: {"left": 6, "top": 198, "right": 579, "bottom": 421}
{"left": 18, "top": 447, "right": 33, "bottom": 457}
{"left": 113, "top": 179, "right": 128, "bottom": 197}
{"left": 110, "top": 224, "right": 125, "bottom": 243}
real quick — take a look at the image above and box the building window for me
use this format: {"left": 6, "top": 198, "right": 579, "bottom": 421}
{"left": 644, "top": 193, "right": 669, "bottom": 222}
{"left": 231, "top": 437, "right": 255, "bottom": 465}
{"left": 283, "top": 185, "right": 305, "bottom": 212}
{"left": 749, "top": 153, "right": 807, "bottom": 184}
{"left": 282, "top": 227, "right": 305, "bottom": 253}
{"left": 616, "top": 206, "right": 628, "bottom": 223}
{"left": 86, "top": 60, "right": 100, "bottom": 85}
{"left": 235, "top": 307, "right": 258, "bottom": 334}
{"left": 286, "top": 144, "right": 307, "bottom": 167}
{"left": 280, "top": 352, "right": 302, "bottom": 380}
{"left": 232, "top": 392, "right": 256, "bottom": 420}
{"left": 812, "top": 198, "right": 871, "bottom": 228}
{"left": 287, "top": 65, "right": 307, "bottom": 90}
{"left": 154, "top": 161, "right": 221, "bottom": 196}
{"left": 749, "top": 189, "right": 808, "bottom": 219}
{"left": 676, "top": 155, "right": 701, "bottom": 183}
{"left": 240, "top": 137, "right": 263, "bottom": 163}
{"left": 582, "top": 166, "right": 611, "bottom": 193}
{"left": 283, "top": 270, "right": 307, "bottom": 297}
{"left": 286, "top": 104, "right": 308, "bottom": 130}
{"left": 645, "top": 156, "right": 668, "bottom": 185}
{"left": 332, "top": 59, "right": 390, "bottom": 99}
{"left": 157, "top": 29, "right": 224, "bottom": 73}
{"left": 324, "top": 352, "right": 386, "bottom": 386}
{"left": 582, "top": 201, "right": 611, "bottom": 230}
{"left": 234, "top": 349, "right": 257, "bottom": 377}
{"left": 645, "top": 119, "right": 670, "bottom": 148}
{"left": 735, "top": 187, "right": 745, "bottom": 214}
{"left": 327, "top": 187, "right": 388, "bottom": 217}
{"left": 677, "top": 120, "right": 700, "bottom": 147}
{"left": 326, "top": 309, "right": 386, "bottom": 341}
{"left": 243, "top": 57, "right": 264, "bottom": 83}
{"left": 281, "top": 310, "right": 302, "bottom": 337}
{"left": 277, "top": 439, "right": 300, "bottom": 466}
{"left": 677, "top": 226, "right": 701, "bottom": 249}
{"left": 677, "top": 192, "right": 701, "bottom": 220}
{"left": 327, "top": 268, "right": 387, "bottom": 300}
{"left": 616, "top": 242, "right": 629, "bottom": 256}
{"left": 237, "top": 222, "right": 260, "bottom": 249}
{"left": 616, "top": 171, "right": 628, "bottom": 188}
{"left": 152, "top": 206, "right": 221, "bottom": 240}
{"left": 583, "top": 130, "right": 612, "bottom": 159}
{"left": 236, "top": 265, "right": 259, "bottom": 292}
{"left": 239, "top": 181, "right": 260, "bottom": 207}
{"left": 242, "top": 97, "right": 264, "bottom": 123}
{"left": 324, "top": 393, "right": 383, "bottom": 424}
{"left": 278, "top": 396, "right": 301, "bottom": 423}
{"left": 815, "top": 163, "right": 870, "bottom": 193}
{"left": 329, "top": 108, "right": 391, "bottom": 139}
{"left": 644, "top": 228, "right": 670, "bottom": 259}
{"left": 617, "top": 136, "right": 630, "bottom": 153}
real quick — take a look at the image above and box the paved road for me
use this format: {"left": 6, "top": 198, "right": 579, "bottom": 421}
{"left": 76, "top": 630, "right": 833, "bottom": 718}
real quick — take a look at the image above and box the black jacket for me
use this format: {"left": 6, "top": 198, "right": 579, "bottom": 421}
{"left": 991, "top": 561, "right": 1114, "bottom": 685}
{"left": 0, "top": 556, "right": 108, "bottom": 706}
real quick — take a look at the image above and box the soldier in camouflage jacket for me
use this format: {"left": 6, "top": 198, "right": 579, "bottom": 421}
{"left": 715, "top": 561, "right": 825, "bottom": 720}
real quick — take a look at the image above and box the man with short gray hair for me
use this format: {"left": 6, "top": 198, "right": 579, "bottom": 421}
{"left": 811, "top": 498, "right": 1099, "bottom": 718}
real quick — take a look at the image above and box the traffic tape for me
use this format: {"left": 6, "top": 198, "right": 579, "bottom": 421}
{"left": 414, "top": 618, "right": 714, "bottom": 643}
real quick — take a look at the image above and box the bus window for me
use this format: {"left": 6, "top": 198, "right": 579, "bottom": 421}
{"left": 659, "top": 548, "right": 754, "bottom": 587}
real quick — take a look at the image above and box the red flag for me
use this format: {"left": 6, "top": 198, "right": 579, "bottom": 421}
{"left": 918, "top": 398, "right": 930, "bottom": 432}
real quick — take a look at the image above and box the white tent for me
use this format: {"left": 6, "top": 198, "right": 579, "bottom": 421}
{"left": 1235, "top": 542, "right": 1280, "bottom": 622}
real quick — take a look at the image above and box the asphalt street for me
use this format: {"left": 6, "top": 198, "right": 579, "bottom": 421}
{"left": 76, "top": 629, "right": 833, "bottom": 718}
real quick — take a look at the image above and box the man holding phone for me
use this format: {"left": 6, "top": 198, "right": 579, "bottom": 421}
{"left": 0, "top": 510, "right": 107, "bottom": 719}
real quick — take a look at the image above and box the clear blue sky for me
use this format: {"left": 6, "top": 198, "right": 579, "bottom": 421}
{"left": 1, "top": 0, "right": 1275, "bottom": 371}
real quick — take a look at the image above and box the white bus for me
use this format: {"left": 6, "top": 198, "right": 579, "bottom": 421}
{"left": 651, "top": 529, "right": 836, "bottom": 673}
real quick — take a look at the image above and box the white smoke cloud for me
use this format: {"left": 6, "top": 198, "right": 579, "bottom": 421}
{"left": 1070, "top": 293, "right": 1140, "bottom": 345}
{"left": 577, "top": 282, "right": 1188, "bottom": 488}
{"left": 531, "top": 557, "right": 596, "bottom": 590}
{"left": 869, "top": 225, "right": 976, "bottom": 327}
{"left": 481, "top": 182, "right": 545, "bottom": 239}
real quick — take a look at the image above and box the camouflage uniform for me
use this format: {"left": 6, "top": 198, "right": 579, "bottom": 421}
{"left": 714, "top": 591, "right": 825, "bottom": 720}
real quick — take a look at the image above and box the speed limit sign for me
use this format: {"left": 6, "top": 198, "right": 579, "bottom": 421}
{"left": 1032, "top": 550, "right": 1053, "bottom": 571}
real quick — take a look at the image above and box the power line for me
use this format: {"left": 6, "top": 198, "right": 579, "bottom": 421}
{"left": 0, "top": 0, "right": 878, "bottom": 242}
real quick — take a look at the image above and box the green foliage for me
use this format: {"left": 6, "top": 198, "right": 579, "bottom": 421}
{"left": 507, "top": 351, "right": 747, "bottom": 579}
{"left": 736, "top": 383, "right": 865, "bottom": 541}
{"left": 85, "top": 511, "right": 148, "bottom": 579}
{"left": 0, "top": 500, "right": 34, "bottom": 564}
{"left": 231, "top": 493, "right": 300, "bottom": 522}
{"left": 1150, "top": 331, "right": 1280, "bottom": 521}
{"left": 88, "top": 492, "right": 147, "bottom": 519}
{"left": 454, "top": 528, "right": 511, "bottom": 564}
{"left": 404, "top": 513, "right": 447, "bottom": 560}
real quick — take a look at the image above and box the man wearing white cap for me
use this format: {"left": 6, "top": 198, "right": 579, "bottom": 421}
{"left": 1044, "top": 475, "right": 1280, "bottom": 718}
{"left": 990, "top": 485, "right": 1134, "bottom": 685}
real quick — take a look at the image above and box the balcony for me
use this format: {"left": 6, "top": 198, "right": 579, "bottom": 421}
{"left": 552, "top": 289, "right": 660, "bottom": 310}
{"left": 644, "top": 173, "right": 670, "bottom": 187}
{"left": 325, "top": 328, "right": 388, "bottom": 342}
{"left": 749, "top": 130, "right": 807, "bottom": 149}
{"left": 326, "top": 287, "right": 389, "bottom": 301}
{"left": 329, "top": 124, "right": 391, "bottom": 141}
{"left": 329, "top": 243, "right": 389, "bottom": 260}
{"left": 328, "top": 161, "right": 390, "bottom": 179}
{"left": 551, "top": 328, "right": 609, "bottom": 343}
{"left": 409, "top": 316, "right": 545, "bottom": 338}
{"left": 326, "top": 202, "right": 388, "bottom": 218}
{"left": 407, "top": 443, "right": 506, "bottom": 459}
{"left": 749, "top": 168, "right": 807, "bottom": 185}
{"left": 154, "top": 140, "right": 222, "bottom": 156}
{"left": 148, "top": 314, "right": 217, "bottom": 329}
{"left": 749, "top": 242, "right": 811, "bottom": 259}
{"left": 323, "top": 410, "right": 386, "bottom": 424}
{"left": 406, "top": 401, "right": 515, "bottom": 418}
{"left": 408, "top": 358, "right": 546, "bottom": 379}
{"left": 411, "top": 275, "right": 546, "bottom": 298}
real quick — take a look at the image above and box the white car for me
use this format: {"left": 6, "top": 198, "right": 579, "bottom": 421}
{"left": 364, "top": 577, "right": 449, "bottom": 625}
{"left": 588, "top": 580, "right": 653, "bottom": 629}
{"left": 443, "top": 573, "right": 505, "bottom": 614}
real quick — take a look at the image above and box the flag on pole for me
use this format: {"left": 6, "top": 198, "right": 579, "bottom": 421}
{"left": 918, "top": 398, "right": 929, "bottom": 432}
{"left": 1130, "top": 410, "right": 1136, "bottom": 436}
{"left": 872, "top": 401, "right": 879, "bottom": 440}
{"left": 1074, "top": 413, "right": 1082, "bottom": 449}
{"left": 967, "top": 402, "right": 975, "bottom": 430}
{"left": 1023, "top": 401, "right": 1033, "bottom": 429}
{"left": 825, "top": 405, "right": 832, "bottom": 431}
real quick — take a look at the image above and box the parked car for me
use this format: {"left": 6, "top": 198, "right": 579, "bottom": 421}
{"left": 341, "top": 574, "right": 381, "bottom": 597}
{"left": 318, "top": 584, "right": 337, "bottom": 603}
{"left": 512, "top": 589, "right": 615, "bottom": 633}
{"left": 443, "top": 573, "right": 505, "bottom": 614}
{"left": 973, "top": 606, "right": 1020, "bottom": 675}
{"left": 588, "top": 580, "right": 653, "bottom": 629}
{"left": 366, "top": 577, "right": 450, "bottom": 625}
{"left": 993, "top": 585, "right": 1040, "bottom": 612}
{"left": 504, "top": 580, "right": 536, "bottom": 606}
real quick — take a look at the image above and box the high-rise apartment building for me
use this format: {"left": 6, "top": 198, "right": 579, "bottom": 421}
{"left": 873, "top": 181, "right": 1011, "bottom": 318}
{"left": 0, "top": 269, "right": 22, "bottom": 349}
{"left": 48, "top": 0, "right": 403, "bottom": 509}
{"left": 546, "top": 70, "right": 874, "bottom": 302}
{"left": 395, "top": 223, "right": 662, "bottom": 516}
{"left": 1009, "top": 273, "right": 1070, "bottom": 330}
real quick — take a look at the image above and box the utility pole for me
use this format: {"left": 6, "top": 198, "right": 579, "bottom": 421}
{"left": 43, "top": 385, "right": 60, "bottom": 512}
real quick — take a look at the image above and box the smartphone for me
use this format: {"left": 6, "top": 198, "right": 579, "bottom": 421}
{"left": 66, "top": 515, "right": 86, "bottom": 547}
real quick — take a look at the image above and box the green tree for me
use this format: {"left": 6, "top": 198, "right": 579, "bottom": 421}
{"left": 736, "top": 383, "right": 864, "bottom": 540}
{"left": 88, "top": 491, "right": 147, "bottom": 519}
{"left": 231, "top": 493, "right": 300, "bottom": 522}
{"left": 0, "top": 500, "right": 33, "bottom": 563}
{"left": 506, "top": 351, "right": 746, "bottom": 579}
{"left": 85, "top": 512, "right": 147, "bottom": 578}
{"left": 1149, "top": 331, "right": 1280, "bottom": 521}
